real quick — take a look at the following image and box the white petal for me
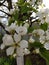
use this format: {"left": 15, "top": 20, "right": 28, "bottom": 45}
{"left": 33, "top": 29, "right": 44, "bottom": 36}
{"left": 5, "top": 23, "right": 17, "bottom": 32}
{"left": 39, "top": 35, "right": 45, "bottom": 44}
{"left": 0, "top": 44, "right": 5, "bottom": 49}
{"left": 24, "top": 23, "right": 29, "bottom": 28}
{"left": 6, "top": 47, "right": 15, "bottom": 56}
{"left": 29, "top": 36, "right": 35, "bottom": 43}
{"left": 14, "top": 33, "right": 21, "bottom": 43}
{"left": 17, "top": 47, "right": 24, "bottom": 56}
{"left": 16, "top": 26, "right": 27, "bottom": 35}
{"left": 24, "top": 48, "right": 30, "bottom": 55}
{"left": 44, "top": 42, "right": 49, "bottom": 50}
{"left": 3, "top": 34, "right": 14, "bottom": 46}
{"left": 19, "top": 40, "right": 28, "bottom": 48}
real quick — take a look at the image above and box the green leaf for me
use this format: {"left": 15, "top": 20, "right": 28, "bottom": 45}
{"left": 40, "top": 22, "right": 48, "bottom": 31}
{"left": 28, "top": 27, "right": 34, "bottom": 33}
{"left": 18, "top": 0, "right": 24, "bottom": 4}
{"left": 29, "top": 42, "right": 43, "bottom": 49}
{"left": 20, "top": 3, "right": 32, "bottom": 13}
{"left": 39, "top": 48, "right": 49, "bottom": 65}
{"left": 8, "top": 17, "right": 15, "bottom": 26}
{"left": 13, "top": 10, "right": 19, "bottom": 21}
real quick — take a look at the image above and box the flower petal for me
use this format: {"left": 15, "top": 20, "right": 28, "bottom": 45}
{"left": 44, "top": 42, "right": 49, "bottom": 50}
{"left": 14, "top": 33, "right": 21, "bottom": 43}
{"left": 6, "top": 47, "right": 15, "bottom": 56}
{"left": 19, "top": 40, "right": 28, "bottom": 48}
{"left": 3, "top": 34, "right": 14, "bottom": 46}
{"left": 17, "top": 47, "right": 24, "bottom": 56}
{"left": 0, "top": 44, "right": 5, "bottom": 49}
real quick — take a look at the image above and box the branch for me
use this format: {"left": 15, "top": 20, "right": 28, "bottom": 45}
{"left": 0, "top": 22, "right": 10, "bottom": 34}
{"left": 0, "top": 16, "right": 8, "bottom": 18}
{"left": 6, "top": 0, "right": 13, "bottom": 10}
{"left": 0, "top": 0, "right": 6, "bottom": 6}
{"left": 0, "top": 10, "right": 12, "bottom": 17}
{"left": 2, "top": 4, "right": 9, "bottom": 9}
{"left": 29, "top": 16, "right": 39, "bottom": 27}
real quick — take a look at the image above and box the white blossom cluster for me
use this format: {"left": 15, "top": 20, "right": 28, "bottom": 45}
{"left": 37, "top": 7, "right": 49, "bottom": 24}
{"left": 0, "top": 23, "right": 30, "bottom": 56}
{"left": 32, "top": 29, "right": 49, "bottom": 50}
{"left": 1, "top": 0, "right": 49, "bottom": 57}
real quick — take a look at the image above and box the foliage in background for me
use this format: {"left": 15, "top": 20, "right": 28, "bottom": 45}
{"left": 0, "top": 56, "right": 16, "bottom": 65}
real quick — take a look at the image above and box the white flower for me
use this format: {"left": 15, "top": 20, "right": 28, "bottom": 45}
{"left": 3, "top": 33, "right": 28, "bottom": 56}
{"left": 37, "top": 8, "right": 49, "bottom": 24}
{"left": 32, "top": 29, "right": 44, "bottom": 36}
{"left": 6, "top": 47, "right": 15, "bottom": 56}
{"left": 3, "top": 34, "right": 14, "bottom": 46}
{"left": 24, "top": 23, "right": 29, "bottom": 28}
{"left": 15, "top": 26, "right": 27, "bottom": 35}
{"left": 0, "top": 44, "right": 5, "bottom": 49}
{"left": 19, "top": 40, "right": 28, "bottom": 48}
{"left": 29, "top": 36, "right": 35, "bottom": 43}
{"left": 14, "top": 33, "right": 21, "bottom": 43}
{"left": 44, "top": 42, "right": 49, "bottom": 50}
{"left": 5, "top": 23, "right": 17, "bottom": 32}
{"left": 39, "top": 35, "right": 45, "bottom": 44}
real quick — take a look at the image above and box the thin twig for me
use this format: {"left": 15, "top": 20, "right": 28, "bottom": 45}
{"left": 0, "top": 10, "right": 12, "bottom": 17}
{"left": 0, "top": 22, "right": 10, "bottom": 34}
{"left": 0, "top": 16, "right": 8, "bottom": 18}
{"left": 0, "top": 0, "right": 6, "bottom": 6}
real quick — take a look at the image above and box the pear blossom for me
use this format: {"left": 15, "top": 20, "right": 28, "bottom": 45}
{"left": 37, "top": 8, "right": 49, "bottom": 24}
{"left": 44, "top": 42, "right": 49, "bottom": 50}
{"left": 6, "top": 39, "right": 28, "bottom": 56}
{"left": 15, "top": 26, "right": 27, "bottom": 35}
{"left": 32, "top": 29, "right": 44, "bottom": 36}
{"left": 2, "top": 32, "right": 28, "bottom": 56}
